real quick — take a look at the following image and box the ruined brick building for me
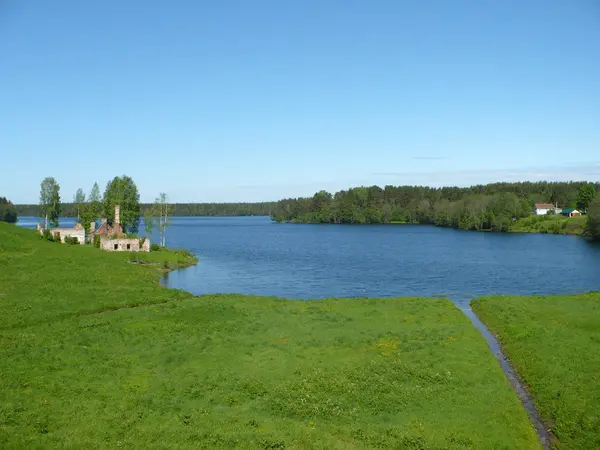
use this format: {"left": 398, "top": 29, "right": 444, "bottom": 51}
{"left": 89, "top": 205, "right": 150, "bottom": 252}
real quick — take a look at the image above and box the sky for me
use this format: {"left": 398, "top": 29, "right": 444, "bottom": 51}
{"left": 1, "top": 0, "right": 599, "bottom": 203}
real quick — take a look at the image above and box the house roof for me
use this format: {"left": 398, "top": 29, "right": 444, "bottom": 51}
{"left": 561, "top": 208, "right": 579, "bottom": 214}
{"left": 534, "top": 203, "right": 555, "bottom": 209}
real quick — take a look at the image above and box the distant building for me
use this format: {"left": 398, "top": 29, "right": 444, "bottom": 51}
{"left": 560, "top": 208, "right": 581, "bottom": 217}
{"left": 37, "top": 205, "right": 149, "bottom": 251}
{"left": 534, "top": 203, "right": 561, "bottom": 215}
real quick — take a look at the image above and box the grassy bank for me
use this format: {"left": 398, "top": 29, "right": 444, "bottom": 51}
{"left": 509, "top": 215, "right": 587, "bottom": 235}
{"left": 0, "top": 223, "right": 541, "bottom": 448}
{"left": 472, "top": 294, "right": 600, "bottom": 449}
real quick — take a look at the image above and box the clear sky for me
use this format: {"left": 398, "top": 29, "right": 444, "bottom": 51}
{"left": 1, "top": 0, "right": 599, "bottom": 203}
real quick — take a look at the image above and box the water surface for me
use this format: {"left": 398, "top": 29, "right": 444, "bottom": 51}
{"left": 158, "top": 216, "right": 600, "bottom": 300}
{"left": 19, "top": 216, "right": 600, "bottom": 299}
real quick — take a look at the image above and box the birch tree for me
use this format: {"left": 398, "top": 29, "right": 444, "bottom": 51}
{"left": 152, "top": 193, "right": 171, "bottom": 247}
{"left": 39, "top": 177, "right": 61, "bottom": 228}
{"left": 73, "top": 188, "right": 86, "bottom": 223}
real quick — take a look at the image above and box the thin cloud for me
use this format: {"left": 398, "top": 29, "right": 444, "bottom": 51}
{"left": 370, "top": 162, "right": 600, "bottom": 187}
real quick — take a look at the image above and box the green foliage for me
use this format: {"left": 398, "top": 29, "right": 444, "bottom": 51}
{"left": 40, "top": 228, "right": 57, "bottom": 242}
{"left": 89, "top": 182, "right": 101, "bottom": 203}
{"left": 0, "top": 197, "right": 17, "bottom": 223}
{"left": 576, "top": 184, "right": 596, "bottom": 213}
{"left": 103, "top": 175, "right": 141, "bottom": 234}
{"left": 587, "top": 197, "right": 600, "bottom": 239}
{"left": 63, "top": 236, "right": 79, "bottom": 245}
{"left": 79, "top": 182, "right": 104, "bottom": 233}
{"left": 511, "top": 214, "right": 587, "bottom": 235}
{"left": 150, "top": 243, "right": 160, "bottom": 251}
{"left": 473, "top": 294, "right": 600, "bottom": 449}
{"left": 93, "top": 234, "right": 101, "bottom": 248}
{"left": 273, "top": 187, "right": 532, "bottom": 231}
{"left": 0, "top": 223, "right": 539, "bottom": 448}
{"left": 73, "top": 188, "right": 86, "bottom": 221}
{"left": 146, "top": 192, "right": 172, "bottom": 246}
{"left": 39, "top": 176, "right": 61, "bottom": 227}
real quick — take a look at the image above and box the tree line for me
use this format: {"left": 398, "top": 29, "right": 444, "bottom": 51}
{"left": 0, "top": 197, "right": 18, "bottom": 223}
{"left": 270, "top": 181, "right": 600, "bottom": 237}
{"left": 15, "top": 201, "right": 276, "bottom": 218}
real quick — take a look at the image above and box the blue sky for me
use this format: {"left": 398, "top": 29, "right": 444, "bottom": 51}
{"left": 1, "top": 0, "right": 599, "bottom": 203}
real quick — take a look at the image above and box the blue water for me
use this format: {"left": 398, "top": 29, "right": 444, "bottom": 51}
{"left": 18, "top": 216, "right": 600, "bottom": 299}
{"left": 159, "top": 216, "right": 600, "bottom": 299}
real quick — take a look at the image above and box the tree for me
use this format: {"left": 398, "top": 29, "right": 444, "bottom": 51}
{"left": 103, "top": 175, "right": 140, "bottom": 234}
{"left": 576, "top": 184, "right": 596, "bottom": 213}
{"left": 80, "top": 182, "right": 103, "bottom": 233}
{"left": 143, "top": 208, "right": 154, "bottom": 241}
{"left": 0, "top": 197, "right": 17, "bottom": 223}
{"left": 89, "top": 182, "right": 101, "bottom": 203}
{"left": 150, "top": 192, "right": 171, "bottom": 247}
{"left": 39, "top": 177, "right": 61, "bottom": 228}
{"left": 73, "top": 188, "right": 86, "bottom": 223}
{"left": 587, "top": 197, "right": 600, "bottom": 240}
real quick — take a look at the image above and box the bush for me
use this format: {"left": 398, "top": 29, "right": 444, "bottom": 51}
{"left": 64, "top": 236, "right": 79, "bottom": 245}
{"left": 93, "top": 235, "right": 101, "bottom": 248}
{"left": 151, "top": 243, "right": 160, "bottom": 252}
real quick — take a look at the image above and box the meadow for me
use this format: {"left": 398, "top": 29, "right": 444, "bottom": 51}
{"left": 509, "top": 214, "right": 587, "bottom": 235}
{"left": 0, "top": 223, "right": 541, "bottom": 448}
{"left": 473, "top": 294, "right": 600, "bottom": 449}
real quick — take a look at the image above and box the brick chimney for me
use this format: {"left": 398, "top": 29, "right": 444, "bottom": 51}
{"left": 115, "top": 205, "right": 120, "bottom": 228}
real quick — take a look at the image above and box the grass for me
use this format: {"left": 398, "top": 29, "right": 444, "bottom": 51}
{"left": 0, "top": 223, "right": 541, "bottom": 449}
{"left": 472, "top": 294, "right": 600, "bottom": 449}
{"left": 128, "top": 246, "right": 198, "bottom": 272}
{"left": 510, "top": 214, "right": 587, "bottom": 235}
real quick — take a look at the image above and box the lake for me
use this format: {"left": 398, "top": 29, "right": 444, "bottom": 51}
{"left": 18, "top": 216, "right": 600, "bottom": 302}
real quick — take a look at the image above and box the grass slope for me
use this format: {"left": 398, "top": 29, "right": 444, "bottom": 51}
{"left": 510, "top": 215, "right": 587, "bottom": 236}
{"left": 473, "top": 294, "right": 600, "bottom": 449}
{"left": 0, "top": 223, "right": 539, "bottom": 448}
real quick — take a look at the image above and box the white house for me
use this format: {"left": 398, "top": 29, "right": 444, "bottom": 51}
{"left": 534, "top": 203, "right": 561, "bottom": 215}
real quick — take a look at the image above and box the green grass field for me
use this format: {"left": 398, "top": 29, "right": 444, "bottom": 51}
{"left": 473, "top": 294, "right": 600, "bottom": 449}
{"left": 0, "top": 223, "right": 541, "bottom": 448}
{"left": 510, "top": 215, "right": 587, "bottom": 235}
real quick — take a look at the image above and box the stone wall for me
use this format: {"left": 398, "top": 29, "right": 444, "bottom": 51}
{"left": 100, "top": 237, "right": 150, "bottom": 252}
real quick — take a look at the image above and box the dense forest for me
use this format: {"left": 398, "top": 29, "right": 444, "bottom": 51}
{"left": 15, "top": 202, "right": 276, "bottom": 218}
{"left": 0, "top": 197, "right": 18, "bottom": 223}
{"left": 270, "top": 181, "right": 600, "bottom": 233}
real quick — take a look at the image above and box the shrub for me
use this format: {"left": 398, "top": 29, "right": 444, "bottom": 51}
{"left": 64, "top": 236, "right": 79, "bottom": 245}
{"left": 162, "top": 259, "right": 169, "bottom": 269}
{"left": 93, "top": 235, "right": 101, "bottom": 248}
{"left": 41, "top": 229, "right": 54, "bottom": 241}
{"left": 151, "top": 243, "right": 160, "bottom": 252}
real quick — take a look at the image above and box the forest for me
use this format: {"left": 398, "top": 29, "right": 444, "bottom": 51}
{"left": 270, "top": 181, "right": 600, "bottom": 233}
{"left": 0, "top": 197, "right": 18, "bottom": 223}
{"left": 15, "top": 201, "right": 276, "bottom": 218}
